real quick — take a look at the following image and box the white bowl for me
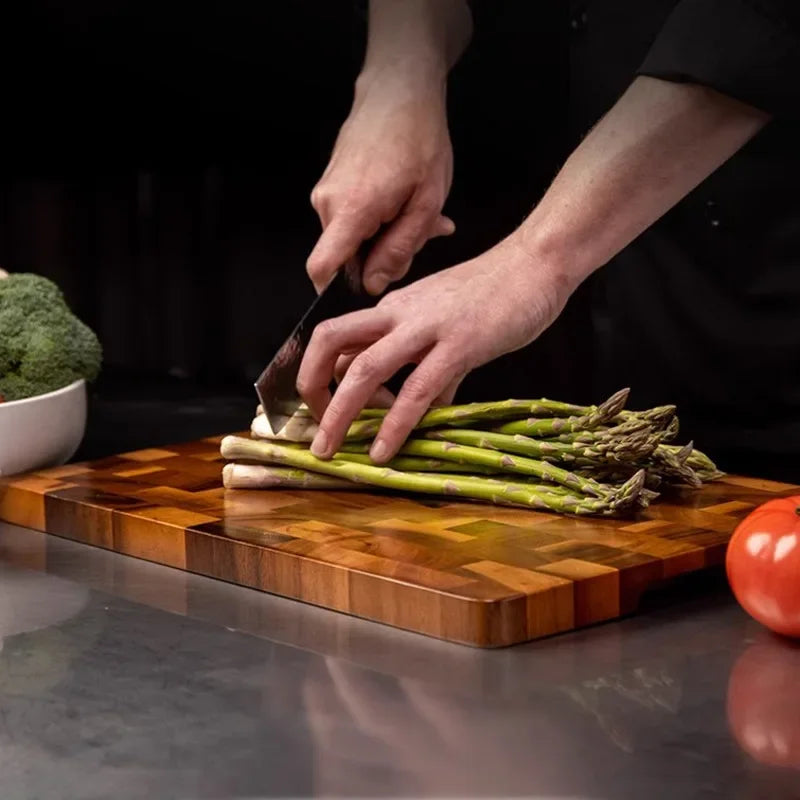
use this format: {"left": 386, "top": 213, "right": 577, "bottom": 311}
{"left": 0, "top": 380, "right": 88, "bottom": 477}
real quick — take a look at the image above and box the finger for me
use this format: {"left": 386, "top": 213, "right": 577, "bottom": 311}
{"left": 296, "top": 309, "right": 391, "bottom": 421}
{"left": 432, "top": 375, "right": 463, "bottom": 406}
{"left": 333, "top": 353, "right": 356, "bottom": 384}
{"left": 431, "top": 215, "right": 456, "bottom": 238}
{"left": 369, "top": 347, "right": 466, "bottom": 463}
{"left": 306, "top": 211, "right": 379, "bottom": 293}
{"left": 311, "top": 329, "right": 429, "bottom": 458}
{"left": 335, "top": 354, "right": 396, "bottom": 408}
{"left": 362, "top": 204, "right": 444, "bottom": 295}
{"left": 367, "top": 385, "right": 397, "bottom": 408}
{"left": 362, "top": 215, "right": 454, "bottom": 296}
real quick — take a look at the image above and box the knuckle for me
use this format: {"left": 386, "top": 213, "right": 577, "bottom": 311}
{"left": 377, "top": 416, "right": 410, "bottom": 443}
{"left": 441, "top": 348, "right": 471, "bottom": 381}
{"left": 415, "top": 198, "right": 440, "bottom": 217}
{"left": 321, "top": 402, "right": 344, "bottom": 429}
{"left": 333, "top": 356, "right": 352, "bottom": 382}
{"left": 321, "top": 398, "right": 354, "bottom": 436}
{"left": 310, "top": 183, "right": 335, "bottom": 213}
{"left": 384, "top": 241, "right": 415, "bottom": 265}
{"left": 305, "top": 257, "right": 324, "bottom": 282}
{"left": 348, "top": 351, "right": 380, "bottom": 384}
{"left": 337, "top": 186, "right": 369, "bottom": 213}
{"left": 379, "top": 288, "right": 402, "bottom": 307}
{"left": 402, "top": 371, "right": 435, "bottom": 404}
{"left": 444, "top": 348, "right": 471, "bottom": 378}
{"left": 295, "top": 373, "right": 313, "bottom": 397}
{"left": 312, "top": 318, "right": 339, "bottom": 343}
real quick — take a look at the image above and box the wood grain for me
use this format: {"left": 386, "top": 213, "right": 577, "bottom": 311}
{"left": 0, "top": 435, "right": 796, "bottom": 647}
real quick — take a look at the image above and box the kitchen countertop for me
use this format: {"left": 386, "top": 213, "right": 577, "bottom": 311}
{"left": 1, "top": 524, "right": 799, "bottom": 800}
{"left": 1, "top": 385, "right": 799, "bottom": 799}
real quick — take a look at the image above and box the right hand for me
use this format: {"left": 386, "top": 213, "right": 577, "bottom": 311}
{"left": 306, "top": 67, "right": 456, "bottom": 296}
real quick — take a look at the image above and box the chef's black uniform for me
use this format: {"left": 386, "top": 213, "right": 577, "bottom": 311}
{"left": 567, "top": 0, "right": 800, "bottom": 481}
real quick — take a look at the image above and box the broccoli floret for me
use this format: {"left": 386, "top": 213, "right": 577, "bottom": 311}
{"left": 0, "top": 273, "right": 102, "bottom": 402}
{"left": 0, "top": 272, "right": 67, "bottom": 316}
{"left": 0, "top": 304, "right": 28, "bottom": 376}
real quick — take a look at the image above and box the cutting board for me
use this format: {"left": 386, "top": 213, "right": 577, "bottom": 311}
{"left": 0, "top": 434, "right": 796, "bottom": 647}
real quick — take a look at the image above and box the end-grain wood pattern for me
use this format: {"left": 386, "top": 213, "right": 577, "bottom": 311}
{"left": 0, "top": 435, "right": 796, "bottom": 646}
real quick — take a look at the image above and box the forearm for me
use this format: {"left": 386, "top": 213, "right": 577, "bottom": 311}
{"left": 517, "top": 76, "right": 771, "bottom": 299}
{"left": 359, "top": 0, "right": 472, "bottom": 90}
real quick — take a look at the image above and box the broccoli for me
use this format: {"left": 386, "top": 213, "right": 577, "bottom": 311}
{"left": 0, "top": 272, "right": 102, "bottom": 402}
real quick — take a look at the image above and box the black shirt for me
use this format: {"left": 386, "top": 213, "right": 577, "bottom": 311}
{"left": 565, "top": 0, "right": 800, "bottom": 479}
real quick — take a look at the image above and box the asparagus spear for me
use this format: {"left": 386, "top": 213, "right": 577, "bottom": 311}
{"left": 576, "top": 465, "right": 665, "bottom": 491}
{"left": 220, "top": 437, "right": 645, "bottom": 515}
{"left": 659, "top": 443, "right": 722, "bottom": 475}
{"left": 424, "top": 427, "right": 657, "bottom": 465}
{"left": 335, "top": 438, "right": 618, "bottom": 498}
{"left": 225, "top": 461, "right": 623, "bottom": 511}
{"left": 223, "top": 463, "right": 355, "bottom": 490}
{"left": 240, "top": 451, "right": 587, "bottom": 497}
{"left": 489, "top": 390, "right": 630, "bottom": 437}
{"left": 333, "top": 451, "right": 498, "bottom": 475}
{"left": 618, "top": 405, "right": 677, "bottom": 429}
{"left": 354, "top": 390, "right": 625, "bottom": 426}
{"left": 660, "top": 416, "right": 680, "bottom": 442}
{"left": 542, "top": 417, "right": 653, "bottom": 445}
{"left": 224, "top": 462, "right": 592, "bottom": 503}
{"left": 251, "top": 412, "right": 320, "bottom": 442}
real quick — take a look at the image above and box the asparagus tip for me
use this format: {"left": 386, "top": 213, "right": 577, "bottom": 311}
{"left": 677, "top": 441, "right": 694, "bottom": 462}
{"left": 599, "top": 387, "right": 631, "bottom": 421}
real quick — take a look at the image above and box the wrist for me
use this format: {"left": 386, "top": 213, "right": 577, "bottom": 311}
{"left": 504, "top": 222, "right": 592, "bottom": 311}
{"left": 355, "top": 57, "right": 447, "bottom": 105}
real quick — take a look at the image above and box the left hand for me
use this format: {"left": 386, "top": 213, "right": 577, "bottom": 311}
{"left": 296, "top": 235, "right": 575, "bottom": 463}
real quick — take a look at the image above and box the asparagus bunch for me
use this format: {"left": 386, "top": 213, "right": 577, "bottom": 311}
{"left": 227, "top": 388, "right": 723, "bottom": 517}
{"left": 221, "top": 436, "right": 646, "bottom": 516}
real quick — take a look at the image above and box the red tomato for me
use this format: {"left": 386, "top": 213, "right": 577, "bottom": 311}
{"left": 727, "top": 637, "right": 800, "bottom": 769}
{"left": 726, "top": 496, "right": 800, "bottom": 638}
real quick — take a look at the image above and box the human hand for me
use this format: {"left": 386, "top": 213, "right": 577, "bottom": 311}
{"left": 306, "top": 68, "right": 456, "bottom": 296}
{"left": 297, "top": 235, "right": 576, "bottom": 462}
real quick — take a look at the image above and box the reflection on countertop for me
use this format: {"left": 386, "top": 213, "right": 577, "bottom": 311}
{"left": 1, "top": 521, "right": 799, "bottom": 800}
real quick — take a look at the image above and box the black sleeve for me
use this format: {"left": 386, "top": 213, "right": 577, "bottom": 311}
{"left": 637, "top": 0, "right": 800, "bottom": 117}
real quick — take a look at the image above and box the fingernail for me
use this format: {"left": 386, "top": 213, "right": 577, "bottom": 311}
{"left": 370, "top": 439, "right": 389, "bottom": 463}
{"left": 311, "top": 431, "right": 329, "bottom": 458}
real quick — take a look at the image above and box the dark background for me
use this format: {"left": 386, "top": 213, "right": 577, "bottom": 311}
{"left": 0, "top": 1, "right": 591, "bottom": 457}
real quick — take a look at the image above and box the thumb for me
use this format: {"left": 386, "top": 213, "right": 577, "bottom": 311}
{"left": 431, "top": 215, "right": 456, "bottom": 238}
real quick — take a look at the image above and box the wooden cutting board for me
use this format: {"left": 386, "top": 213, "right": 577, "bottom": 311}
{"left": 0, "top": 434, "right": 796, "bottom": 647}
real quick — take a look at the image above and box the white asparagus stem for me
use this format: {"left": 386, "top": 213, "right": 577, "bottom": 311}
{"left": 222, "top": 463, "right": 355, "bottom": 490}
{"left": 251, "top": 412, "right": 320, "bottom": 442}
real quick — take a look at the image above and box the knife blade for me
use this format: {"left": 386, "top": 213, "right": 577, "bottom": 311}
{"left": 254, "top": 240, "right": 377, "bottom": 433}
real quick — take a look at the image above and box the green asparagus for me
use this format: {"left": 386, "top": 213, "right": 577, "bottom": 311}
{"left": 228, "top": 387, "right": 722, "bottom": 517}
{"left": 221, "top": 436, "right": 645, "bottom": 515}
{"left": 424, "top": 427, "right": 657, "bottom": 465}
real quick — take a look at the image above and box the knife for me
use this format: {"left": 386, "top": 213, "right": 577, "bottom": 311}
{"left": 254, "top": 238, "right": 378, "bottom": 433}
